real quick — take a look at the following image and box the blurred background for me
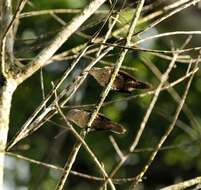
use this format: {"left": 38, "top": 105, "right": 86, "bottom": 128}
{"left": 5, "top": 0, "right": 201, "bottom": 189}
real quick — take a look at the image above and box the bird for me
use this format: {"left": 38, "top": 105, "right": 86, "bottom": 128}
{"left": 66, "top": 109, "right": 126, "bottom": 134}
{"left": 89, "top": 66, "right": 150, "bottom": 93}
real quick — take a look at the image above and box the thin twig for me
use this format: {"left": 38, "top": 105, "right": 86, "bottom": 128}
{"left": 54, "top": 4, "right": 120, "bottom": 188}
{"left": 17, "top": 0, "right": 107, "bottom": 84}
{"left": 160, "top": 176, "right": 201, "bottom": 190}
{"left": 55, "top": 85, "right": 84, "bottom": 190}
{"left": 1, "top": 0, "right": 28, "bottom": 76}
{"left": 7, "top": 1, "right": 117, "bottom": 150}
{"left": 19, "top": 9, "right": 112, "bottom": 18}
{"left": 142, "top": 57, "right": 201, "bottom": 137}
{"left": 99, "top": 51, "right": 180, "bottom": 188}
{"left": 113, "top": 0, "right": 191, "bottom": 37}
{"left": 7, "top": 45, "right": 113, "bottom": 150}
{"left": 134, "top": 31, "right": 201, "bottom": 46}
{"left": 98, "top": 1, "right": 146, "bottom": 189}
{"left": 136, "top": 0, "right": 201, "bottom": 36}
{"left": 129, "top": 54, "right": 178, "bottom": 153}
{"left": 132, "top": 60, "right": 199, "bottom": 188}
{"left": 55, "top": 99, "right": 116, "bottom": 190}
{"left": 95, "top": 41, "right": 201, "bottom": 55}
{"left": 6, "top": 138, "right": 198, "bottom": 184}
{"left": 40, "top": 68, "right": 46, "bottom": 110}
{"left": 87, "top": 0, "right": 145, "bottom": 130}
{"left": 63, "top": 66, "right": 199, "bottom": 110}
{"left": 109, "top": 136, "right": 125, "bottom": 161}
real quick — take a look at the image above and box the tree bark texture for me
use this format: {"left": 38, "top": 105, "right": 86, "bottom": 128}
{"left": 0, "top": 0, "right": 15, "bottom": 188}
{"left": 0, "top": 79, "right": 17, "bottom": 188}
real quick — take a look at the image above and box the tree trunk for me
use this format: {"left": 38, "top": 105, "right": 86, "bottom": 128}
{"left": 0, "top": 79, "right": 16, "bottom": 188}
{"left": 0, "top": 0, "right": 15, "bottom": 187}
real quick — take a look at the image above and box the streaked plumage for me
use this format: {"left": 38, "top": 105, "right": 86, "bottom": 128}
{"left": 66, "top": 109, "right": 126, "bottom": 134}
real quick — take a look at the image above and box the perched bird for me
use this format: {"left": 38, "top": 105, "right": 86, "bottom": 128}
{"left": 89, "top": 66, "right": 150, "bottom": 93}
{"left": 66, "top": 109, "right": 126, "bottom": 134}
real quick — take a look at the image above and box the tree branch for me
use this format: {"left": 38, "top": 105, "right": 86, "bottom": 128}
{"left": 17, "top": 0, "right": 107, "bottom": 84}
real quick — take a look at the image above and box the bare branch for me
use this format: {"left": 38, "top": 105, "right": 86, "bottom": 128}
{"left": 160, "top": 176, "right": 201, "bottom": 190}
{"left": 17, "top": 0, "right": 107, "bottom": 84}
{"left": 132, "top": 60, "right": 199, "bottom": 187}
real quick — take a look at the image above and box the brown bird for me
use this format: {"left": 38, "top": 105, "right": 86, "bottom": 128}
{"left": 89, "top": 66, "right": 150, "bottom": 93}
{"left": 66, "top": 109, "right": 126, "bottom": 134}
